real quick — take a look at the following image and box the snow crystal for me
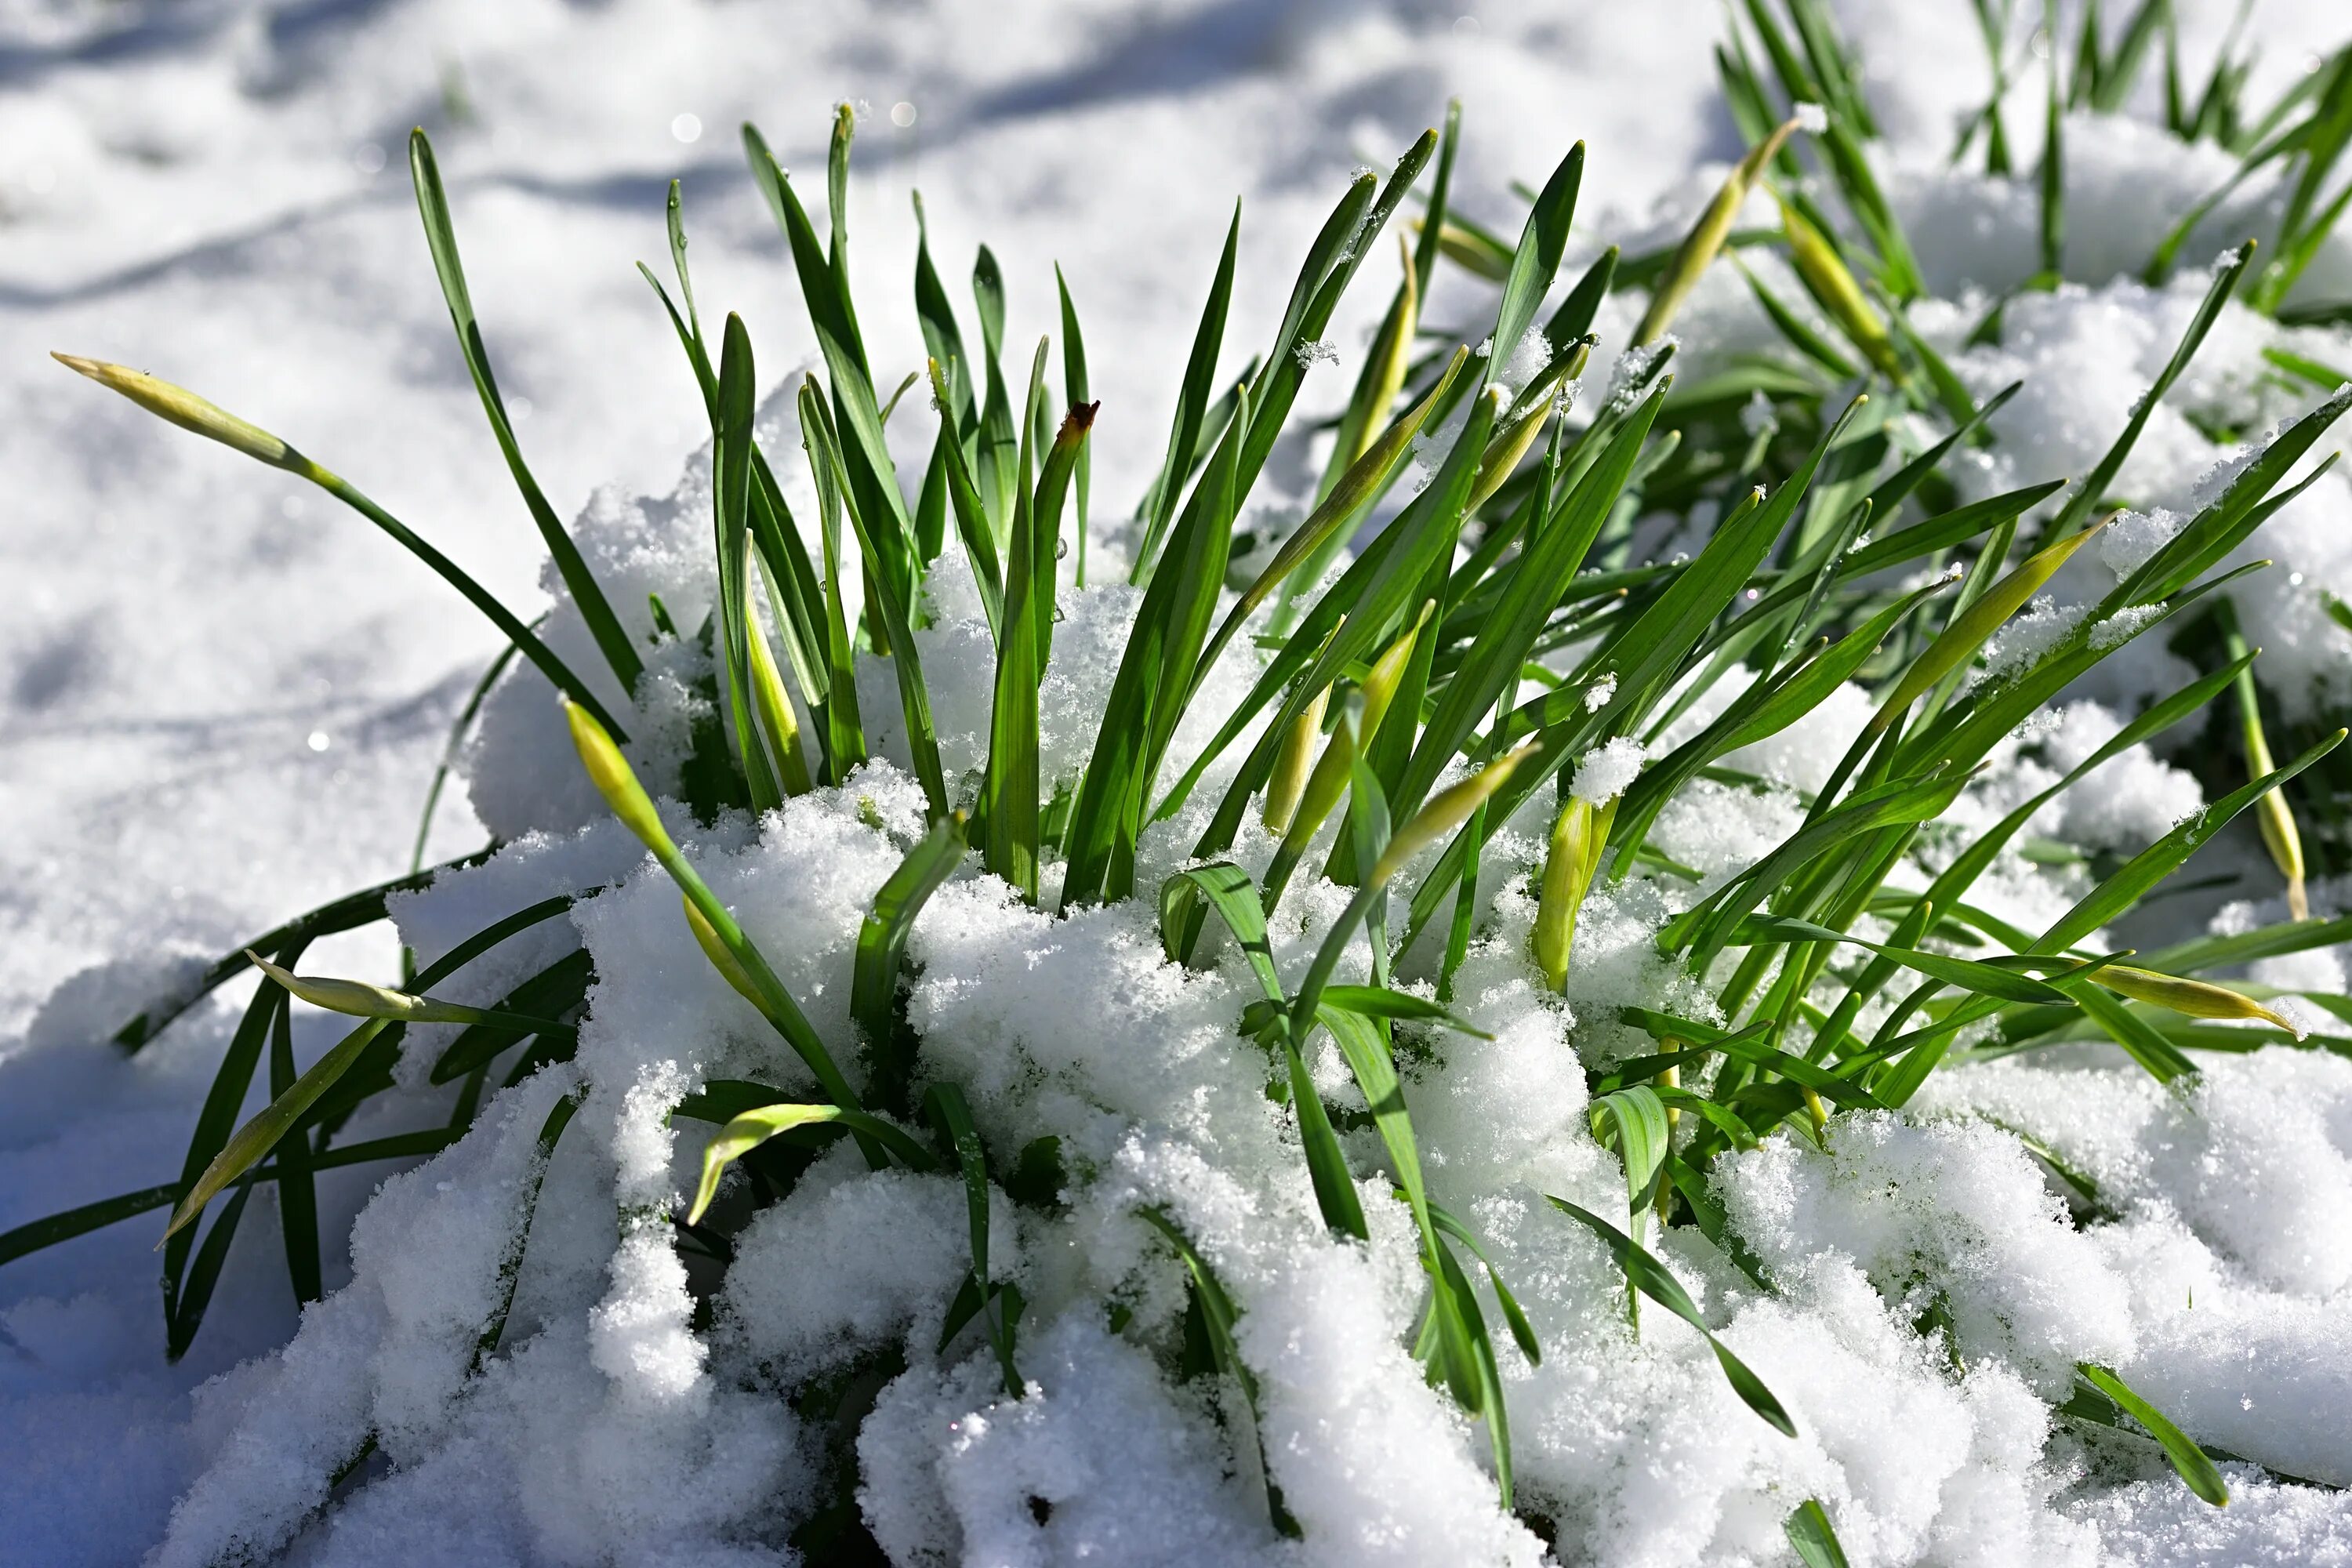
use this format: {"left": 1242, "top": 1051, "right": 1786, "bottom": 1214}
{"left": 1571, "top": 737, "right": 1646, "bottom": 803}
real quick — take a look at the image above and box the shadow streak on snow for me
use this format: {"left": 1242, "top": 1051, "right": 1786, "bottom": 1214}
{"left": 0, "top": 0, "right": 1385, "bottom": 310}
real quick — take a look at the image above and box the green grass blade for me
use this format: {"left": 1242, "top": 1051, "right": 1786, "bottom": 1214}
{"left": 408, "top": 131, "right": 642, "bottom": 695}
{"left": 163, "top": 1018, "right": 393, "bottom": 1243}
{"left": 1138, "top": 1208, "right": 1302, "bottom": 1537}
{"left": 1484, "top": 143, "right": 1584, "bottom": 390}
{"left": 2078, "top": 1364, "right": 2230, "bottom": 1506}
{"left": 2037, "top": 730, "right": 2346, "bottom": 953}
{"left": 2115, "top": 383, "right": 2352, "bottom": 604}
{"left": 1134, "top": 205, "right": 1240, "bottom": 583}
{"left": 742, "top": 123, "right": 913, "bottom": 563}
{"left": 1163, "top": 862, "right": 1285, "bottom": 1001}
{"left": 266, "top": 971, "right": 321, "bottom": 1307}
{"left": 1055, "top": 264, "right": 1093, "bottom": 586}
{"left": 924, "top": 357, "right": 1006, "bottom": 634}
{"left": 2063, "top": 979, "right": 2201, "bottom": 1083}
{"left": 799, "top": 382, "right": 869, "bottom": 782}
{"left": 167, "top": 1176, "right": 253, "bottom": 1360}
{"left": 1785, "top": 1499, "right": 1853, "bottom": 1568}
{"left": 716, "top": 314, "right": 782, "bottom": 812}
{"left": 426, "top": 949, "right": 593, "bottom": 1084}
{"left": 54, "top": 355, "right": 631, "bottom": 742}
{"left": 1546, "top": 1195, "right": 1797, "bottom": 1435}
{"left": 926, "top": 1083, "right": 1022, "bottom": 1393}
{"left": 2050, "top": 242, "right": 2256, "bottom": 539}
{"left": 1392, "top": 382, "right": 1665, "bottom": 822}
{"left": 804, "top": 377, "right": 950, "bottom": 818}
{"left": 470, "top": 1089, "right": 582, "bottom": 1370}
{"left": 1544, "top": 246, "right": 1621, "bottom": 347}
{"left": 1030, "top": 394, "right": 1096, "bottom": 670}
{"left": 853, "top": 813, "right": 967, "bottom": 1114}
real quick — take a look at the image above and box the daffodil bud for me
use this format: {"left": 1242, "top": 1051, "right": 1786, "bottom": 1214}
{"left": 53, "top": 354, "right": 306, "bottom": 472}
{"left": 1778, "top": 199, "right": 1901, "bottom": 379}
{"left": 1371, "top": 741, "right": 1540, "bottom": 887}
{"left": 564, "top": 699, "right": 677, "bottom": 862}
{"left": 245, "top": 951, "right": 486, "bottom": 1025}
{"left": 1534, "top": 796, "right": 1617, "bottom": 991}
{"left": 1264, "top": 683, "right": 1330, "bottom": 835}
{"left": 1635, "top": 112, "right": 1810, "bottom": 347}
{"left": 2101, "top": 964, "right": 2306, "bottom": 1038}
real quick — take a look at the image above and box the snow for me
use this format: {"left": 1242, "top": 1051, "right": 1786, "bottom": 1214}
{"left": 5, "top": 1, "right": 2352, "bottom": 1565}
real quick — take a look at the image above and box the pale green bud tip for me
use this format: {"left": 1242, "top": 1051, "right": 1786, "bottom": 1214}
{"left": 245, "top": 949, "right": 433, "bottom": 1021}
{"left": 53, "top": 353, "right": 295, "bottom": 467}
{"left": 681, "top": 895, "right": 761, "bottom": 1009}
{"left": 2103, "top": 964, "right": 2306, "bottom": 1037}
{"left": 1372, "top": 740, "right": 1541, "bottom": 886}
{"left": 564, "top": 699, "right": 671, "bottom": 853}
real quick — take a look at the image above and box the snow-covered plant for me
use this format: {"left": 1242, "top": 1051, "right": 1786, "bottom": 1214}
{"left": 15, "top": 4, "right": 2352, "bottom": 1563}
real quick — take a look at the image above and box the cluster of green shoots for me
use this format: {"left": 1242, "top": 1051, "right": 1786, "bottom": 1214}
{"left": 13, "top": 1, "right": 2352, "bottom": 1555}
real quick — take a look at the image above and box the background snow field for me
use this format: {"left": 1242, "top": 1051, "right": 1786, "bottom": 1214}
{"left": 7, "top": 0, "right": 2352, "bottom": 1564}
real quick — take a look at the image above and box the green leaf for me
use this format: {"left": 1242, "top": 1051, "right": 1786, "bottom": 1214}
{"left": 1730, "top": 914, "right": 2074, "bottom": 1004}
{"left": 1162, "top": 862, "right": 1284, "bottom": 1003}
{"left": 802, "top": 377, "right": 950, "bottom": 818}
{"left": 743, "top": 122, "right": 913, "bottom": 582}
{"left": 714, "top": 314, "right": 782, "bottom": 813}
{"left": 1137, "top": 1208, "right": 1301, "bottom": 1538}
{"left": 1589, "top": 1086, "right": 1672, "bottom": 1218}
{"left": 1784, "top": 1499, "right": 1853, "bottom": 1568}
{"left": 1391, "top": 381, "right": 1667, "bottom": 823}
{"left": 1484, "top": 143, "right": 1584, "bottom": 392}
{"left": 2077, "top": 1363, "right": 2230, "bottom": 1507}
{"left": 1134, "top": 206, "right": 1240, "bottom": 582}
{"left": 2114, "top": 383, "right": 2352, "bottom": 604}
{"left": 408, "top": 130, "right": 643, "bottom": 695}
{"left": 2049, "top": 243, "right": 2256, "bottom": 539}
{"left": 1056, "top": 263, "right": 1094, "bottom": 586}
{"left": 163, "top": 1018, "right": 394, "bottom": 1243}
{"left": 1060, "top": 378, "right": 1254, "bottom": 909}
{"left": 1318, "top": 985, "right": 1491, "bottom": 1038}
{"left": 853, "top": 813, "right": 968, "bottom": 1113}
{"left": 687, "top": 1098, "right": 936, "bottom": 1223}
{"left": 2039, "top": 730, "right": 2346, "bottom": 954}
{"left": 474, "top": 1088, "right": 583, "bottom": 1370}
{"left": 2063, "top": 980, "right": 2201, "bottom": 1083}
{"left": 1546, "top": 1195, "right": 1797, "bottom": 1436}
{"left": 926, "top": 1083, "right": 1021, "bottom": 1395}
{"left": 798, "top": 378, "right": 869, "bottom": 782}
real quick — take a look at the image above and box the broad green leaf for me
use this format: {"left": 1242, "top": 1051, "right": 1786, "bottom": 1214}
{"left": 1162, "top": 862, "right": 1283, "bottom": 1002}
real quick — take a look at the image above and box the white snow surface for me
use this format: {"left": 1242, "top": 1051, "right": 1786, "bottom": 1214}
{"left": 5, "top": 2, "right": 2352, "bottom": 1566}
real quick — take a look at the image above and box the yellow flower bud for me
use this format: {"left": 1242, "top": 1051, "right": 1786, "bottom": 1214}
{"left": 53, "top": 354, "right": 303, "bottom": 471}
